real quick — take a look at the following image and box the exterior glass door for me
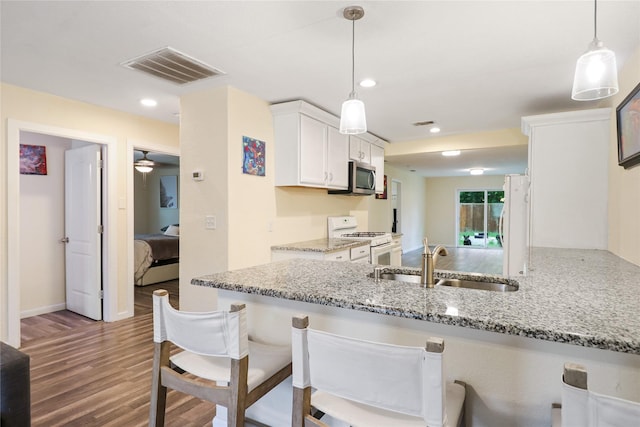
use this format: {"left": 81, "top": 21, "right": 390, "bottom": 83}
{"left": 457, "top": 190, "right": 504, "bottom": 248}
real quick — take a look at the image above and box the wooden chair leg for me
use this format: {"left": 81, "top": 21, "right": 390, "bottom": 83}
{"left": 292, "top": 386, "right": 311, "bottom": 427}
{"left": 149, "top": 342, "right": 170, "bottom": 427}
{"left": 227, "top": 356, "right": 249, "bottom": 426}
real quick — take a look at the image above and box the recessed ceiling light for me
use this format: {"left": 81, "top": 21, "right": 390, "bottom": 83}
{"left": 140, "top": 98, "right": 157, "bottom": 107}
{"left": 430, "top": 126, "right": 441, "bottom": 134}
{"left": 359, "top": 78, "right": 376, "bottom": 88}
{"left": 442, "top": 150, "right": 460, "bottom": 157}
{"left": 470, "top": 168, "right": 484, "bottom": 175}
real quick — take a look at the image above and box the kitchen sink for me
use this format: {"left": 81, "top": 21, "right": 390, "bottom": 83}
{"left": 435, "top": 278, "right": 517, "bottom": 292}
{"left": 371, "top": 272, "right": 518, "bottom": 292}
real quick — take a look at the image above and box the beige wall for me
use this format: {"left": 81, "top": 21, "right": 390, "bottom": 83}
{"left": 425, "top": 175, "right": 506, "bottom": 247}
{"left": 19, "top": 132, "right": 72, "bottom": 315}
{"left": 1, "top": 83, "right": 179, "bottom": 343}
{"left": 604, "top": 46, "right": 640, "bottom": 265}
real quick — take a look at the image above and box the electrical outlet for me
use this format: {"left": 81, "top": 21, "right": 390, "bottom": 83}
{"left": 205, "top": 215, "right": 216, "bottom": 230}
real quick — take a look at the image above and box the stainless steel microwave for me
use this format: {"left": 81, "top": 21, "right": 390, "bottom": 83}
{"left": 329, "top": 161, "right": 376, "bottom": 196}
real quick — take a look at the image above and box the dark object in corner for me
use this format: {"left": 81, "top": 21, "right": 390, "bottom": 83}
{"left": 463, "top": 235, "right": 472, "bottom": 245}
{"left": 0, "top": 341, "right": 31, "bottom": 427}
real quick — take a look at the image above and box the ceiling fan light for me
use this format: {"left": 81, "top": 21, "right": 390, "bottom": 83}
{"left": 340, "top": 96, "right": 367, "bottom": 134}
{"left": 135, "top": 165, "right": 153, "bottom": 173}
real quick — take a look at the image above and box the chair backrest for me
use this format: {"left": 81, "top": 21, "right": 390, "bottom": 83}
{"left": 561, "top": 363, "right": 640, "bottom": 427}
{"left": 292, "top": 315, "right": 446, "bottom": 425}
{"left": 152, "top": 290, "right": 248, "bottom": 359}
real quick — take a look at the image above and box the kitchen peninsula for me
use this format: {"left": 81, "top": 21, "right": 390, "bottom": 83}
{"left": 192, "top": 248, "right": 640, "bottom": 427}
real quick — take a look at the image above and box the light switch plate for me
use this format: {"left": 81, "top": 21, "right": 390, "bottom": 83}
{"left": 205, "top": 215, "right": 216, "bottom": 230}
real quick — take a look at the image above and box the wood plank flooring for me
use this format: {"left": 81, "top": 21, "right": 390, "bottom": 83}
{"left": 20, "top": 280, "right": 217, "bottom": 427}
{"left": 401, "top": 246, "right": 503, "bottom": 275}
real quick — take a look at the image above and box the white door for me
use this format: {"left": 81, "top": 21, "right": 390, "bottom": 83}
{"left": 64, "top": 145, "right": 102, "bottom": 320}
{"left": 326, "top": 126, "right": 349, "bottom": 189}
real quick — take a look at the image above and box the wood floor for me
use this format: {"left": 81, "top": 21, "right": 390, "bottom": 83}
{"left": 20, "top": 280, "right": 217, "bottom": 427}
{"left": 401, "top": 246, "right": 503, "bottom": 275}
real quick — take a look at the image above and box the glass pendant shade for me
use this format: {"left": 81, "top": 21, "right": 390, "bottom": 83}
{"left": 572, "top": 39, "right": 619, "bottom": 101}
{"left": 339, "top": 95, "right": 367, "bottom": 135}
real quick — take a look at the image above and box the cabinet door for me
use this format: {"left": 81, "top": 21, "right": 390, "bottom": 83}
{"left": 326, "top": 126, "right": 349, "bottom": 189}
{"left": 300, "top": 115, "right": 327, "bottom": 186}
{"left": 370, "top": 144, "right": 384, "bottom": 193}
{"left": 349, "top": 136, "right": 371, "bottom": 164}
{"left": 349, "top": 136, "right": 363, "bottom": 162}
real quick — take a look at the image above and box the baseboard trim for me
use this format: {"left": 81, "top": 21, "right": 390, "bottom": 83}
{"left": 21, "top": 303, "right": 67, "bottom": 319}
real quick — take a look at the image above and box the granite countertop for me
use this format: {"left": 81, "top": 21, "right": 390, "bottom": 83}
{"left": 270, "top": 238, "right": 369, "bottom": 254}
{"left": 192, "top": 248, "right": 640, "bottom": 354}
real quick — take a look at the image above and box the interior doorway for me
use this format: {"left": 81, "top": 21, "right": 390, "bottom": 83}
{"left": 391, "top": 179, "right": 402, "bottom": 234}
{"left": 6, "top": 119, "right": 118, "bottom": 348}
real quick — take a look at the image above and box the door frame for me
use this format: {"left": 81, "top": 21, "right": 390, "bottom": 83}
{"left": 6, "top": 119, "right": 118, "bottom": 347}
{"left": 126, "top": 139, "right": 179, "bottom": 315}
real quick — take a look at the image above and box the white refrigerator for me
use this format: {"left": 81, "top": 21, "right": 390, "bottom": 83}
{"left": 500, "top": 174, "right": 529, "bottom": 277}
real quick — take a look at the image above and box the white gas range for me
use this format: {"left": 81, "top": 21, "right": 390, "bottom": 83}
{"left": 327, "top": 216, "right": 401, "bottom": 265}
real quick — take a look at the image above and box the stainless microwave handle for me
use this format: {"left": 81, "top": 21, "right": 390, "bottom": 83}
{"left": 369, "top": 171, "right": 376, "bottom": 190}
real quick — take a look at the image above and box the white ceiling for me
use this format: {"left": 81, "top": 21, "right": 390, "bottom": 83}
{"left": 2, "top": 1, "right": 639, "bottom": 176}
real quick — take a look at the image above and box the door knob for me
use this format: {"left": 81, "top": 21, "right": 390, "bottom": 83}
{"left": 59, "top": 237, "right": 69, "bottom": 243}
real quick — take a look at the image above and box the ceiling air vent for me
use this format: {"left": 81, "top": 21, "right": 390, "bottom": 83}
{"left": 121, "top": 47, "right": 224, "bottom": 85}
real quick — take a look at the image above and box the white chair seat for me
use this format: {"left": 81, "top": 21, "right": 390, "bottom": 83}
{"left": 311, "top": 380, "right": 465, "bottom": 427}
{"left": 171, "top": 340, "right": 291, "bottom": 392}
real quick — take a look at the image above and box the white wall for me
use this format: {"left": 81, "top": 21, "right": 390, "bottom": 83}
{"left": 19, "top": 132, "right": 71, "bottom": 316}
{"left": 425, "top": 175, "right": 506, "bottom": 247}
{"left": 368, "top": 163, "right": 429, "bottom": 253}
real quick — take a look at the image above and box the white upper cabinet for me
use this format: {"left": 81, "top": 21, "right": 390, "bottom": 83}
{"left": 299, "top": 114, "right": 327, "bottom": 186}
{"left": 326, "top": 126, "right": 349, "bottom": 189}
{"left": 271, "top": 100, "right": 386, "bottom": 191}
{"left": 349, "top": 135, "right": 371, "bottom": 164}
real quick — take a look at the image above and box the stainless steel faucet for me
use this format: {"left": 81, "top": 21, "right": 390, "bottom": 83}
{"left": 420, "top": 238, "right": 448, "bottom": 287}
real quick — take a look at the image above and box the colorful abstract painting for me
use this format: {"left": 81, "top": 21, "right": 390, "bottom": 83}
{"left": 20, "top": 144, "right": 48, "bottom": 175}
{"left": 242, "top": 136, "right": 265, "bottom": 176}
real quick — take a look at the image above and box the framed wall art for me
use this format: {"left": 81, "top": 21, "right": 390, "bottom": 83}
{"left": 616, "top": 82, "right": 640, "bottom": 169}
{"left": 19, "top": 144, "right": 48, "bottom": 175}
{"left": 242, "top": 136, "right": 265, "bottom": 176}
{"left": 160, "top": 175, "right": 178, "bottom": 209}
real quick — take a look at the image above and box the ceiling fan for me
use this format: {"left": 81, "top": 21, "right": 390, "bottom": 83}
{"left": 134, "top": 150, "right": 155, "bottom": 173}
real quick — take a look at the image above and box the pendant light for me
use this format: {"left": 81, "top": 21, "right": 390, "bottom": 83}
{"left": 339, "top": 6, "right": 367, "bottom": 135}
{"left": 571, "top": 0, "right": 618, "bottom": 101}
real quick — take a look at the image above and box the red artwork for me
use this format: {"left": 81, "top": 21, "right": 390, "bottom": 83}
{"left": 20, "top": 144, "right": 48, "bottom": 175}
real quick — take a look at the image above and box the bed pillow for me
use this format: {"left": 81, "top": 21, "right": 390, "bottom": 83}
{"left": 161, "top": 223, "right": 179, "bottom": 232}
{"left": 164, "top": 225, "right": 180, "bottom": 236}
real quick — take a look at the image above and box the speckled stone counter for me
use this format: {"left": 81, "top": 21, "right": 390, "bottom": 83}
{"left": 192, "top": 247, "right": 640, "bottom": 354}
{"left": 270, "top": 238, "right": 369, "bottom": 253}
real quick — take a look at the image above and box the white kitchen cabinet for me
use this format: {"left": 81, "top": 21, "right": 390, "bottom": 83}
{"left": 349, "top": 135, "right": 371, "bottom": 164}
{"left": 272, "top": 101, "right": 349, "bottom": 190}
{"left": 326, "top": 126, "right": 349, "bottom": 189}
{"left": 370, "top": 143, "right": 385, "bottom": 194}
{"left": 522, "top": 108, "right": 610, "bottom": 250}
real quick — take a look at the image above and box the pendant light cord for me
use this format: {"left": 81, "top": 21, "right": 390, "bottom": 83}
{"left": 351, "top": 17, "right": 355, "bottom": 95}
{"left": 593, "top": 0, "right": 598, "bottom": 41}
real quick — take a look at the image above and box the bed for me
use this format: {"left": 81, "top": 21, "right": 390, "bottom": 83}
{"left": 134, "top": 225, "right": 180, "bottom": 286}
